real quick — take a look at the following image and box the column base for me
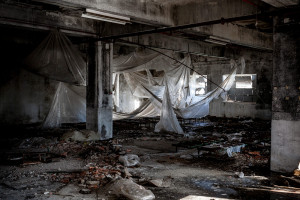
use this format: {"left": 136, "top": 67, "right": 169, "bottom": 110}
{"left": 271, "top": 120, "right": 300, "bottom": 173}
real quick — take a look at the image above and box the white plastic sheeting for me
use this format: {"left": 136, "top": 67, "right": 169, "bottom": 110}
{"left": 154, "top": 81, "right": 184, "bottom": 134}
{"left": 43, "top": 82, "right": 86, "bottom": 128}
{"left": 178, "top": 66, "right": 237, "bottom": 119}
{"left": 112, "top": 53, "right": 237, "bottom": 134}
{"left": 25, "top": 30, "right": 243, "bottom": 133}
{"left": 44, "top": 49, "right": 238, "bottom": 132}
{"left": 25, "top": 30, "right": 86, "bottom": 86}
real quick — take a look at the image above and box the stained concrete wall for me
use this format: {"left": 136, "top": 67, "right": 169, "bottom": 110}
{"left": 0, "top": 27, "right": 84, "bottom": 125}
{"left": 0, "top": 69, "right": 56, "bottom": 124}
{"left": 172, "top": 0, "right": 273, "bottom": 50}
{"left": 271, "top": 120, "right": 300, "bottom": 172}
{"left": 193, "top": 48, "right": 273, "bottom": 120}
{"left": 210, "top": 100, "right": 272, "bottom": 120}
{"left": 271, "top": 16, "right": 300, "bottom": 173}
{"left": 0, "top": 28, "right": 56, "bottom": 124}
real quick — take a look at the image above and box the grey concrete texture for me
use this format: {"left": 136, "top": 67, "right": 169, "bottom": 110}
{"left": 271, "top": 16, "right": 300, "bottom": 173}
{"left": 34, "top": 0, "right": 174, "bottom": 26}
{"left": 0, "top": 2, "right": 98, "bottom": 36}
{"left": 0, "top": 69, "right": 56, "bottom": 124}
{"left": 272, "top": 17, "right": 300, "bottom": 121}
{"left": 261, "top": 0, "right": 299, "bottom": 7}
{"left": 0, "top": 1, "right": 272, "bottom": 50}
{"left": 173, "top": 0, "right": 272, "bottom": 49}
{"left": 271, "top": 120, "right": 300, "bottom": 173}
{"left": 209, "top": 99, "right": 272, "bottom": 120}
{"left": 86, "top": 42, "right": 113, "bottom": 140}
{"left": 0, "top": 29, "right": 57, "bottom": 124}
{"left": 192, "top": 49, "right": 273, "bottom": 119}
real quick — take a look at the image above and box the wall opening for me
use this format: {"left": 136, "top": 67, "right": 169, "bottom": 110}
{"left": 223, "top": 74, "right": 257, "bottom": 102}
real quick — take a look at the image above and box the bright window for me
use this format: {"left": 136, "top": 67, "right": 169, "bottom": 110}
{"left": 235, "top": 75, "right": 253, "bottom": 88}
{"left": 222, "top": 74, "right": 257, "bottom": 102}
{"left": 195, "top": 75, "right": 207, "bottom": 96}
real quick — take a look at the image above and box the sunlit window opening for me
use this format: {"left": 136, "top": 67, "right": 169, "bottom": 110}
{"left": 235, "top": 75, "right": 253, "bottom": 88}
{"left": 222, "top": 74, "right": 257, "bottom": 102}
{"left": 194, "top": 75, "right": 207, "bottom": 96}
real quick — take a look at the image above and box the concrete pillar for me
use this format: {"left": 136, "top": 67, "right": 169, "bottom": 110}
{"left": 86, "top": 41, "right": 113, "bottom": 140}
{"left": 271, "top": 16, "right": 300, "bottom": 173}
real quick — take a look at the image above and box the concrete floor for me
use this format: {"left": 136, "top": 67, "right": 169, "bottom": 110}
{"left": 0, "top": 118, "right": 299, "bottom": 200}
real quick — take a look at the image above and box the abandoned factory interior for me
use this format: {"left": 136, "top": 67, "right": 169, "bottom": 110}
{"left": 0, "top": 0, "right": 300, "bottom": 199}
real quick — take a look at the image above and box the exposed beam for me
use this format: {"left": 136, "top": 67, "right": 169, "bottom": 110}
{"left": 261, "top": 0, "right": 299, "bottom": 7}
{"left": 173, "top": 0, "right": 262, "bottom": 25}
{"left": 0, "top": 17, "right": 98, "bottom": 37}
{"left": 93, "top": 14, "right": 272, "bottom": 50}
{"left": 31, "top": 0, "right": 174, "bottom": 27}
{"left": 0, "top": 2, "right": 229, "bottom": 57}
{"left": 0, "top": 3, "right": 99, "bottom": 36}
{"left": 118, "top": 33, "right": 227, "bottom": 58}
{"left": 96, "top": 14, "right": 265, "bottom": 41}
{"left": 2, "top": 0, "right": 276, "bottom": 50}
{"left": 186, "top": 23, "right": 273, "bottom": 51}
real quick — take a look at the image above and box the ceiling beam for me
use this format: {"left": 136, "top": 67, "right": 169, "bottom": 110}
{"left": 0, "top": 2, "right": 99, "bottom": 37}
{"left": 260, "top": 0, "right": 299, "bottom": 7}
{"left": 119, "top": 33, "right": 227, "bottom": 58}
{"left": 31, "top": 0, "right": 174, "bottom": 27}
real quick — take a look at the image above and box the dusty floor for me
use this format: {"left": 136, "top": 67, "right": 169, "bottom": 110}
{"left": 0, "top": 117, "right": 299, "bottom": 200}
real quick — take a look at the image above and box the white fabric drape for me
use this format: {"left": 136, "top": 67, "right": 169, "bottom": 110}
{"left": 26, "top": 31, "right": 243, "bottom": 133}
{"left": 43, "top": 82, "right": 86, "bottom": 128}
{"left": 42, "top": 49, "right": 240, "bottom": 133}
{"left": 25, "top": 30, "right": 86, "bottom": 86}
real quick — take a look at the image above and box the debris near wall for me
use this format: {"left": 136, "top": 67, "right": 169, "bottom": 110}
{"left": 294, "top": 162, "right": 300, "bottom": 177}
{"left": 169, "top": 117, "right": 271, "bottom": 175}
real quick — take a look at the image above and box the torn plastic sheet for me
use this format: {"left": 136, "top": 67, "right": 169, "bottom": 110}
{"left": 155, "top": 81, "right": 184, "bottom": 134}
{"left": 25, "top": 30, "right": 86, "bottom": 86}
{"left": 43, "top": 82, "right": 86, "bottom": 128}
{"left": 27, "top": 35, "right": 244, "bottom": 134}
{"left": 226, "top": 144, "right": 246, "bottom": 157}
{"left": 41, "top": 55, "right": 239, "bottom": 133}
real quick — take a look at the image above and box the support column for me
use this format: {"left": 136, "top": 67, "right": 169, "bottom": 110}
{"left": 86, "top": 41, "right": 113, "bottom": 140}
{"left": 271, "top": 16, "right": 300, "bottom": 172}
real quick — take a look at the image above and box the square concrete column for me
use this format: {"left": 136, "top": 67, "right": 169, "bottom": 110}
{"left": 86, "top": 41, "right": 113, "bottom": 140}
{"left": 271, "top": 16, "right": 300, "bottom": 173}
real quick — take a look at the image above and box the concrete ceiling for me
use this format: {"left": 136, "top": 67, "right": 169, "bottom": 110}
{"left": 260, "top": 0, "right": 299, "bottom": 7}
{"left": 1, "top": 0, "right": 274, "bottom": 50}
{"left": 144, "top": 0, "right": 200, "bottom": 5}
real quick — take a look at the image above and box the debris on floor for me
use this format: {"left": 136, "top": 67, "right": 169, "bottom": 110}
{"left": 119, "top": 154, "right": 141, "bottom": 167}
{"left": 108, "top": 178, "right": 155, "bottom": 200}
{"left": 0, "top": 117, "right": 299, "bottom": 199}
{"left": 294, "top": 162, "right": 300, "bottom": 177}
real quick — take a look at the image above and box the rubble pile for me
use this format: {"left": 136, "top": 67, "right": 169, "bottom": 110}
{"left": 167, "top": 117, "right": 271, "bottom": 174}
{"left": 4, "top": 117, "right": 297, "bottom": 200}
{"left": 45, "top": 140, "right": 137, "bottom": 188}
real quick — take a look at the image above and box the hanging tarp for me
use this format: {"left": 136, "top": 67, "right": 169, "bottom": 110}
{"left": 112, "top": 49, "right": 173, "bottom": 73}
{"left": 23, "top": 33, "right": 243, "bottom": 134}
{"left": 25, "top": 30, "right": 86, "bottom": 86}
{"left": 154, "top": 81, "right": 184, "bottom": 134}
{"left": 43, "top": 82, "right": 86, "bottom": 128}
